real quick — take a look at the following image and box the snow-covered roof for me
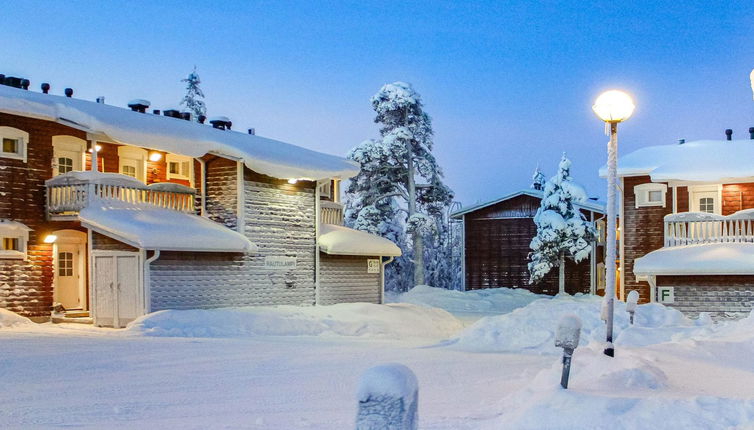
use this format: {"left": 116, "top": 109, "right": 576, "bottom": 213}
{"left": 80, "top": 199, "right": 256, "bottom": 253}
{"left": 0, "top": 85, "right": 359, "bottom": 181}
{"left": 0, "top": 219, "right": 32, "bottom": 235}
{"left": 600, "top": 139, "right": 754, "bottom": 182}
{"left": 318, "top": 224, "right": 402, "bottom": 257}
{"left": 450, "top": 189, "right": 605, "bottom": 219}
{"left": 634, "top": 243, "right": 754, "bottom": 276}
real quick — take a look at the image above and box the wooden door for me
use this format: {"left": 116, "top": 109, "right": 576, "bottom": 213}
{"left": 56, "top": 244, "right": 81, "bottom": 309}
{"left": 92, "top": 252, "right": 142, "bottom": 328}
{"left": 116, "top": 254, "right": 140, "bottom": 325}
{"left": 93, "top": 255, "right": 115, "bottom": 327}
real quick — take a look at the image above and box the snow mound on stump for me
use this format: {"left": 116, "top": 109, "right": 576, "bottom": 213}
{"left": 0, "top": 309, "right": 32, "bottom": 328}
{"left": 127, "top": 303, "right": 463, "bottom": 340}
{"left": 448, "top": 294, "right": 702, "bottom": 354}
{"left": 389, "top": 285, "right": 544, "bottom": 316}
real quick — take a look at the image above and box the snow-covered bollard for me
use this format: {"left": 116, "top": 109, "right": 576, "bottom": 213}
{"left": 555, "top": 314, "right": 582, "bottom": 389}
{"left": 356, "top": 363, "right": 418, "bottom": 430}
{"left": 626, "top": 290, "right": 640, "bottom": 325}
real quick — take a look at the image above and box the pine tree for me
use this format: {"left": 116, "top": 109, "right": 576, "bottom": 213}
{"left": 180, "top": 67, "right": 207, "bottom": 120}
{"left": 531, "top": 165, "right": 546, "bottom": 191}
{"left": 528, "top": 154, "right": 596, "bottom": 293}
{"left": 346, "top": 82, "right": 454, "bottom": 290}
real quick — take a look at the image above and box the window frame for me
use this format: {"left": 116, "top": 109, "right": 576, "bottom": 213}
{"left": 688, "top": 185, "right": 722, "bottom": 215}
{"left": 634, "top": 183, "right": 667, "bottom": 208}
{"left": 0, "top": 126, "right": 29, "bottom": 162}
{"left": 52, "top": 135, "right": 87, "bottom": 177}
{"left": 117, "top": 146, "right": 147, "bottom": 183}
{"left": 0, "top": 220, "right": 31, "bottom": 260}
{"left": 166, "top": 153, "right": 194, "bottom": 184}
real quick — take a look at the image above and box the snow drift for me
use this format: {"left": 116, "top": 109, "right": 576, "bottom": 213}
{"left": 0, "top": 309, "right": 32, "bottom": 328}
{"left": 127, "top": 302, "right": 463, "bottom": 340}
{"left": 446, "top": 294, "right": 708, "bottom": 354}
{"left": 389, "top": 285, "right": 544, "bottom": 316}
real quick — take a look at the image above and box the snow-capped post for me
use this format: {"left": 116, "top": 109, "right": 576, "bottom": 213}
{"left": 592, "top": 90, "right": 635, "bottom": 358}
{"left": 528, "top": 154, "right": 596, "bottom": 294}
{"left": 555, "top": 314, "right": 581, "bottom": 389}
{"left": 626, "top": 290, "right": 640, "bottom": 325}
{"left": 356, "top": 363, "right": 418, "bottom": 430}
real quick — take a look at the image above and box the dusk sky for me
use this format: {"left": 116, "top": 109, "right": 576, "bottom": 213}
{"left": 3, "top": 0, "right": 753, "bottom": 205}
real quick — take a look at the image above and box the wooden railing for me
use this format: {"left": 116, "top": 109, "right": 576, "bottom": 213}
{"left": 321, "top": 200, "right": 344, "bottom": 225}
{"left": 664, "top": 211, "right": 754, "bottom": 247}
{"left": 46, "top": 172, "right": 196, "bottom": 218}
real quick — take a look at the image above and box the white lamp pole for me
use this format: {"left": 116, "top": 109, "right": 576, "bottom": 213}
{"left": 593, "top": 90, "right": 635, "bottom": 357}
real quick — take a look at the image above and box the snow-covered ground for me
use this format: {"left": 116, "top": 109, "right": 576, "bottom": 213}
{"left": 2, "top": 287, "right": 754, "bottom": 429}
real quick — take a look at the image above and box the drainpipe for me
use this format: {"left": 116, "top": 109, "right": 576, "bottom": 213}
{"left": 195, "top": 157, "right": 207, "bottom": 216}
{"left": 314, "top": 179, "right": 323, "bottom": 305}
{"left": 380, "top": 256, "right": 395, "bottom": 304}
{"left": 143, "top": 249, "right": 161, "bottom": 314}
{"left": 236, "top": 160, "right": 245, "bottom": 233}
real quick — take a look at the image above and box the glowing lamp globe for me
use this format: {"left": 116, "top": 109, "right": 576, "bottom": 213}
{"left": 592, "top": 90, "right": 635, "bottom": 123}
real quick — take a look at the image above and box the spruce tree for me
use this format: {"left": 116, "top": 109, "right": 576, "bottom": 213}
{"left": 180, "top": 67, "right": 207, "bottom": 120}
{"left": 531, "top": 165, "right": 546, "bottom": 191}
{"left": 528, "top": 154, "right": 596, "bottom": 293}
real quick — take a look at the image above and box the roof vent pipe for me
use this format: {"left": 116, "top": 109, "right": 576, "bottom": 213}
{"left": 163, "top": 109, "right": 181, "bottom": 118}
{"left": 198, "top": 115, "right": 206, "bottom": 124}
{"left": 4, "top": 76, "right": 22, "bottom": 88}
{"left": 41, "top": 83, "right": 50, "bottom": 94}
{"left": 128, "top": 99, "right": 150, "bottom": 113}
{"left": 152, "top": 109, "right": 161, "bottom": 115}
{"left": 678, "top": 138, "right": 685, "bottom": 145}
{"left": 64, "top": 88, "right": 73, "bottom": 97}
{"left": 96, "top": 96, "right": 105, "bottom": 104}
{"left": 248, "top": 128, "right": 255, "bottom": 135}
{"left": 209, "top": 116, "right": 231, "bottom": 130}
{"left": 725, "top": 129, "right": 733, "bottom": 141}
{"left": 180, "top": 112, "right": 191, "bottom": 121}
{"left": 20, "top": 79, "right": 30, "bottom": 90}
{"left": 749, "top": 127, "right": 754, "bottom": 140}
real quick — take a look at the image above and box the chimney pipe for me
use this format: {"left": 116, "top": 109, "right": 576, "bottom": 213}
{"left": 128, "top": 99, "right": 150, "bottom": 113}
{"left": 64, "top": 88, "right": 73, "bottom": 98}
{"left": 725, "top": 129, "right": 733, "bottom": 141}
{"left": 750, "top": 127, "right": 754, "bottom": 140}
{"left": 41, "top": 83, "right": 50, "bottom": 94}
{"left": 198, "top": 115, "right": 206, "bottom": 124}
{"left": 96, "top": 96, "right": 105, "bottom": 104}
{"left": 153, "top": 109, "right": 161, "bottom": 115}
{"left": 163, "top": 109, "right": 180, "bottom": 118}
{"left": 209, "top": 116, "right": 231, "bottom": 130}
{"left": 20, "top": 79, "right": 30, "bottom": 90}
{"left": 180, "top": 112, "right": 191, "bottom": 121}
{"left": 248, "top": 128, "right": 255, "bottom": 135}
{"left": 678, "top": 138, "right": 685, "bottom": 145}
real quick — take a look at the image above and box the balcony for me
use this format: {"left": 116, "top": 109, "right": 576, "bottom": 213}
{"left": 46, "top": 171, "right": 196, "bottom": 220}
{"left": 664, "top": 210, "right": 754, "bottom": 247}
{"left": 320, "top": 200, "right": 344, "bottom": 225}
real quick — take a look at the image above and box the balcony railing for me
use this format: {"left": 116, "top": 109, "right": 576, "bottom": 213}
{"left": 320, "top": 200, "right": 344, "bottom": 225}
{"left": 664, "top": 210, "right": 754, "bottom": 247}
{"left": 46, "top": 171, "right": 196, "bottom": 219}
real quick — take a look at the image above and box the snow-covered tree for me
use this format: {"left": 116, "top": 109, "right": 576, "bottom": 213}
{"left": 528, "top": 154, "right": 596, "bottom": 293}
{"left": 346, "top": 82, "right": 454, "bottom": 290}
{"left": 179, "top": 67, "right": 206, "bottom": 119}
{"left": 531, "top": 165, "right": 546, "bottom": 191}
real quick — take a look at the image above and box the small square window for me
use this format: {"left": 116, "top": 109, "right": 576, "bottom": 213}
{"left": 648, "top": 190, "right": 662, "bottom": 202}
{"left": 121, "top": 165, "right": 137, "bottom": 178}
{"left": 169, "top": 161, "right": 180, "bottom": 175}
{"left": 2, "top": 138, "right": 18, "bottom": 154}
{"left": 58, "top": 157, "right": 74, "bottom": 174}
{"left": 2, "top": 237, "right": 19, "bottom": 251}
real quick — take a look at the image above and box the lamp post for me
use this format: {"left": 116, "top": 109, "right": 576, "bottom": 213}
{"left": 592, "top": 90, "right": 635, "bottom": 357}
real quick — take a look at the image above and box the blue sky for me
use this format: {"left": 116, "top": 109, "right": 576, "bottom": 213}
{"left": 3, "top": 0, "right": 753, "bottom": 205}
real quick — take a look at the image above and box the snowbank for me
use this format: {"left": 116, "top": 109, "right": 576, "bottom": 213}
{"left": 318, "top": 223, "right": 402, "bottom": 257}
{"left": 389, "top": 285, "right": 544, "bottom": 317}
{"left": 127, "top": 302, "right": 463, "bottom": 340}
{"left": 634, "top": 243, "right": 754, "bottom": 276}
{"left": 447, "top": 294, "right": 706, "bottom": 354}
{"left": 0, "top": 309, "right": 32, "bottom": 328}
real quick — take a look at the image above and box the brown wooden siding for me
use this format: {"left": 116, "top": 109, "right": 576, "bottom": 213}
{"left": 722, "top": 183, "right": 754, "bottom": 215}
{"left": 676, "top": 186, "right": 689, "bottom": 212}
{"left": 91, "top": 231, "right": 139, "bottom": 252}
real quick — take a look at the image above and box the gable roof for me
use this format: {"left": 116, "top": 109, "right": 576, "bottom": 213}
{"left": 450, "top": 189, "right": 605, "bottom": 219}
{"left": 0, "top": 85, "right": 359, "bottom": 181}
{"left": 599, "top": 139, "right": 754, "bottom": 183}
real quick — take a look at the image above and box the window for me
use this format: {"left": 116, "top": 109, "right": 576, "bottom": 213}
{"left": 58, "top": 252, "right": 74, "bottom": 276}
{"left": 57, "top": 157, "right": 74, "bottom": 174}
{"left": 117, "top": 146, "right": 147, "bottom": 182}
{"left": 0, "top": 126, "right": 29, "bottom": 162}
{"left": 121, "top": 163, "right": 137, "bottom": 178}
{"left": 318, "top": 181, "right": 332, "bottom": 198}
{"left": 699, "top": 197, "right": 714, "bottom": 213}
{"left": 166, "top": 154, "right": 193, "bottom": 184}
{"left": 634, "top": 183, "right": 667, "bottom": 208}
{"left": 689, "top": 185, "right": 721, "bottom": 215}
{"left": 0, "top": 220, "right": 31, "bottom": 260}
{"left": 52, "top": 136, "right": 86, "bottom": 177}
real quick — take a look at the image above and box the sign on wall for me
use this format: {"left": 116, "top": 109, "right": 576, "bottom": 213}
{"left": 264, "top": 256, "right": 297, "bottom": 271}
{"left": 657, "top": 286, "right": 674, "bottom": 304}
{"left": 367, "top": 259, "right": 380, "bottom": 274}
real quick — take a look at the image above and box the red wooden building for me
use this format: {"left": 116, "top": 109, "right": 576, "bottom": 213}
{"left": 451, "top": 190, "right": 606, "bottom": 295}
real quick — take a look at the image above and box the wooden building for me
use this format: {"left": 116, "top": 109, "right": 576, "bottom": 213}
{"left": 0, "top": 76, "right": 400, "bottom": 326}
{"left": 451, "top": 190, "right": 606, "bottom": 295}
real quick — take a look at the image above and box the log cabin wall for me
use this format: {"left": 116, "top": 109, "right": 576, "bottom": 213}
{"left": 318, "top": 253, "right": 381, "bottom": 305}
{"left": 463, "top": 194, "right": 594, "bottom": 295}
{"left": 0, "top": 113, "right": 86, "bottom": 318}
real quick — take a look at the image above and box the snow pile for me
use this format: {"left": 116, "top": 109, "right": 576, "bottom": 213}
{"left": 634, "top": 243, "right": 754, "bottom": 276}
{"left": 388, "top": 285, "right": 544, "bottom": 316}
{"left": 357, "top": 363, "right": 418, "bottom": 402}
{"left": 447, "top": 294, "right": 707, "bottom": 354}
{"left": 127, "top": 303, "right": 463, "bottom": 340}
{"left": 318, "top": 223, "right": 402, "bottom": 257}
{"left": 0, "top": 308, "right": 32, "bottom": 328}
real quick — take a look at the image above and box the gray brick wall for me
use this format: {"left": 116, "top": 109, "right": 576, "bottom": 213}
{"left": 656, "top": 275, "right": 754, "bottom": 320}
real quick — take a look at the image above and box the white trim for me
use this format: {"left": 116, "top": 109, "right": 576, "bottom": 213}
{"left": 166, "top": 153, "right": 194, "bottom": 186}
{"left": 117, "top": 146, "right": 147, "bottom": 183}
{"left": 52, "top": 135, "right": 87, "bottom": 176}
{"left": 634, "top": 182, "right": 667, "bottom": 208}
{"left": 90, "top": 250, "right": 144, "bottom": 328}
{"left": 315, "top": 180, "right": 322, "bottom": 305}
{"left": 672, "top": 186, "right": 678, "bottom": 214}
{"left": 0, "top": 220, "right": 31, "bottom": 260}
{"left": 143, "top": 249, "right": 160, "bottom": 314}
{"left": 0, "top": 126, "right": 28, "bottom": 163}
{"left": 619, "top": 177, "right": 625, "bottom": 301}
{"left": 197, "top": 158, "right": 206, "bottom": 216}
{"left": 236, "top": 160, "right": 245, "bottom": 234}
{"left": 51, "top": 229, "right": 88, "bottom": 310}
{"left": 688, "top": 184, "right": 723, "bottom": 215}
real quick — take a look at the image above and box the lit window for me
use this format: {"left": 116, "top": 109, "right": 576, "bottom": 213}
{"left": 3, "top": 237, "right": 19, "bottom": 251}
{"left": 58, "top": 252, "right": 74, "bottom": 276}
{"left": 0, "top": 126, "right": 29, "bottom": 162}
{"left": 0, "top": 219, "right": 31, "bottom": 260}
{"left": 634, "top": 183, "right": 667, "bottom": 208}
{"left": 121, "top": 164, "right": 137, "bottom": 178}
{"left": 166, "top": 154, "right": 193, "bottom": 183}
{"left": 58, "top": 157, "right": 74, "bottom": 174}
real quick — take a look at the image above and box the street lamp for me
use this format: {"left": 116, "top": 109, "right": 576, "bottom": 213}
{"left": 593, "top": 89, "right": 635, "bottom": 357}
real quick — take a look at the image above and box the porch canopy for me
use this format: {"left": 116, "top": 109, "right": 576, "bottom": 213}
{"left": 634, "top": 243, "right": 754, "bottom": 276}
{"left": 319, "top": 224, "right": 402, "bottom": 257}
{"left": 80, "top": 199, "right": 257, "bottom": 253}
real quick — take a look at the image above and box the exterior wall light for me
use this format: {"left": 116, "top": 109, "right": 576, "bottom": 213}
{"left": 149, "top": 151, "right": 163, "bottom": 162}
{"left": 88, "top": 144, "right": 102, "bottom": 153}
{"left": 43, "top": 234, "right": 57, "bottom": 244}
{"left": 288, "top": 179, "right": 298, "bottom": 184}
